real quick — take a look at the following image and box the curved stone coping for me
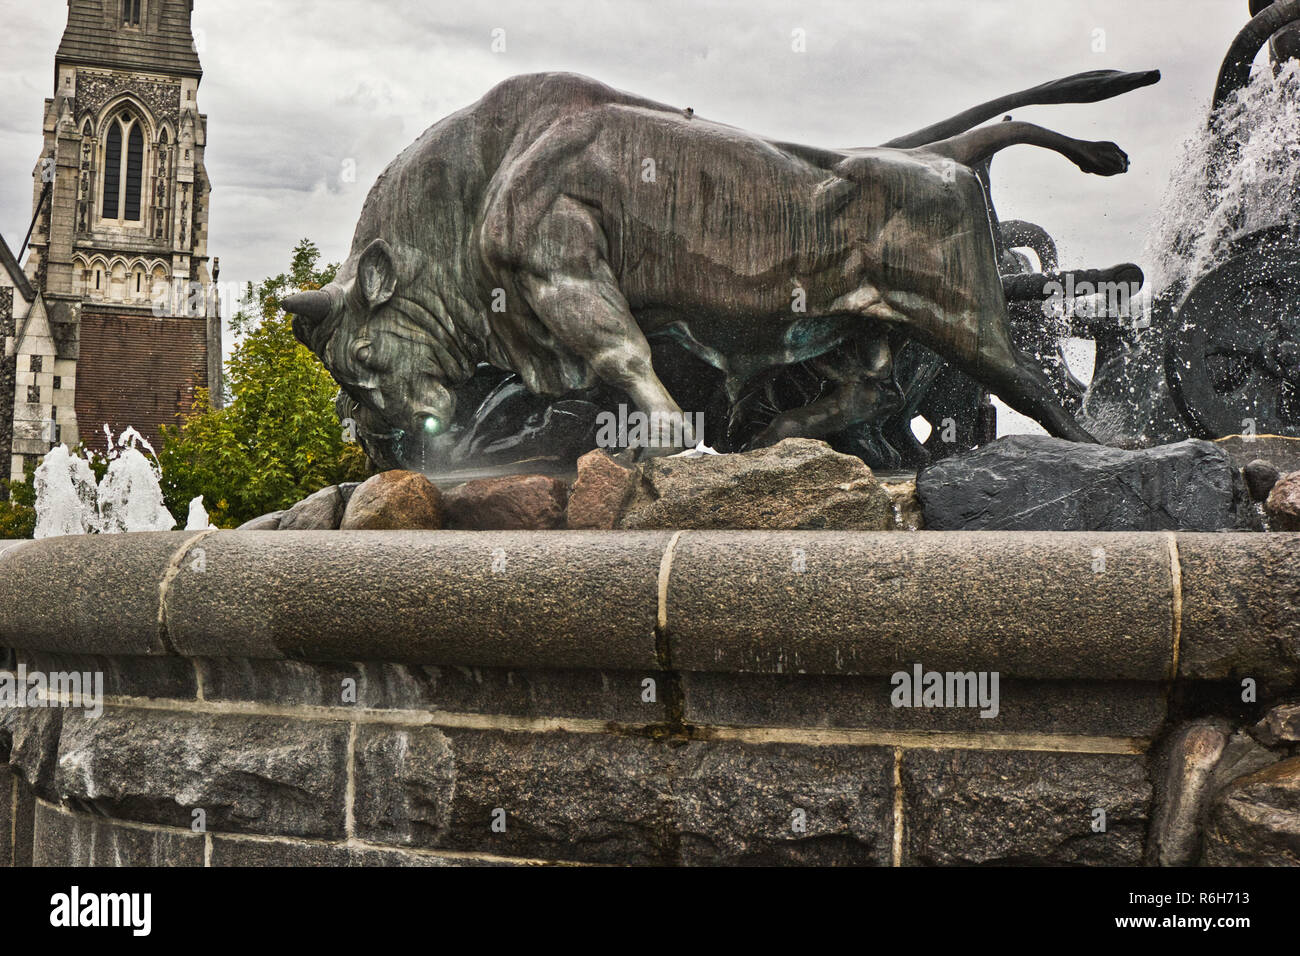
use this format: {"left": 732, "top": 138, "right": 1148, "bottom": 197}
{"left": 0, "top": 530, "right": 1296, "bottom": 681}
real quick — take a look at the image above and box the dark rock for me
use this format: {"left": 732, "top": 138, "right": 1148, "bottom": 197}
{"left": 236, "top": 510, "right": 284, "bottom": 531}
{"left": 444, "top": 474, "right": 567, "bottom": 530}
{"left": 1264, "top": 471, "right": 1300, "bottom": 531}
{"left": 431, "top": 729, "right": 679, "bottom": 864}
{"left": 1243, "top": 459, "right": 1281, "bottom": 502}
{"left": 1146, "top": 719, "right": 1229, "bottom": 866}
{"left": 671, "top": 741, "right": 893, "bottom": 865}
{"left": 1213, "top": 434, "right": 1300, "bottom": 473}
{"left": 1255, "top": 702, "right": 1300, "bottom": 747}
{"left": 12, "top": 775, "right": 34, "bottom": 866}
{"left": 620, "top": 438, "right": 895, "bottom": 530}
{"left": 917, "top": 435, "right": 1255, "bottom": 531}
{"left": 3, "top": 708, "right": 63, "bottom": 798}
{"left": 54, "top": 708, "right": 350, "bottom": 838}
{"left": 1207, "top": 731, "right": 1280, "bottom": 795}
{"left": 339, "top": 470, "right": 445, "bottom": 530}
{"left": 208, "top": 836, "right": 515, "bottom": 866}
{"left": 352, "top": 725, "right": 457, "bottom": 847}
{"left": 680, "top": 673, "right": 1166, "bottom": 737}
{"left": 1203, "top": 756, "right": 1300, "bottom": 865}
{"left": 396, "top": 729, "right": 893, "bottom": 865}
{"left": 565, "top": 449, "right": 635, "bottom": 529}
{"left": 0, "top": 765, "right": 10, "bottom": 865}
{"left": 902, "top": 749, "right": 1151, "bottom": 865}
{"left": 19, "top": 651, "right": 197, "bottom": 700}
{"left": 196, "top": 659, "right": 667, "bottom": 723}
{"left": 277, "top": 485, "right": 344, "bottom": 530}
{"left": 338, "top": 482, "right": 362, "bottom": 506}
{"left": 33, "top": 802, "right": 204, "bottom": 866}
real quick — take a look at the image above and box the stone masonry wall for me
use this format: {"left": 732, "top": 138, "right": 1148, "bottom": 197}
{"left": 0, "top": 531, "right": 1297, "bottom": 866}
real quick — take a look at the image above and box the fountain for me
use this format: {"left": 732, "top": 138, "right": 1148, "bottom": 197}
{"left": 30, "top": 445, "right": 98, "bottom": 539}
{"left": 3, "top": 2, "right": 1300, "bottom": 873}
{"left": 1083, "top": 1, "right": 1300, "bottom": 445}
{"left": 31, "top": 427, "right": 179, "bottom": 538}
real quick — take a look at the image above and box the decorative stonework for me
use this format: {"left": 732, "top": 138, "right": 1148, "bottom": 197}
{"left": 75, "top": 69, "right": 180, "bottom": 128}
{"left": 1, "top": 531, "right": 1298, "bottom": 866}
{"left": 0, "top": 289, "right": 13, "bottom": 483}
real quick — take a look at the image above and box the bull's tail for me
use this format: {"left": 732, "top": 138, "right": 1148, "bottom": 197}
{"left": 880, "top": 68, "right": 1160, "bottom": 150}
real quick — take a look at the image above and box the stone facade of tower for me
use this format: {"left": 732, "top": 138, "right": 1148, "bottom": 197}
{"left": 13, "top": 0, "right": 220, "bottom": 480}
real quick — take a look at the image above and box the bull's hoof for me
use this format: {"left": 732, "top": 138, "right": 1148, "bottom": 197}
{"left": 1074, "top": 140, "right": 1129, "bottom": 176}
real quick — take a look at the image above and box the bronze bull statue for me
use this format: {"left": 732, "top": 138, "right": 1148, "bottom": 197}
{"left": 284, "top": 70, "right": 1157, "bottom": 460}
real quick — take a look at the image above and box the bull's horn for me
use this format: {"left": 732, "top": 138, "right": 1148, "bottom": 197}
{"left": 281, "top": 290, "right": 333, "bottom": 323}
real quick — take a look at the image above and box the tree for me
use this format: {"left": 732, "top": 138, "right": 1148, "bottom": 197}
{"left": 0, "top": 460, "right": 36, "bottom": 539}
{"left": 158, "top": 239, "right": 371, "bottom": 527}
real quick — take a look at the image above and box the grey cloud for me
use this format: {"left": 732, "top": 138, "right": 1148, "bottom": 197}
{"left": 0, "top": 0, "right": 1262, "bottom": 311}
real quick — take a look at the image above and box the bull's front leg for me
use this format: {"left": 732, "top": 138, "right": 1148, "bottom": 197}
{"left": 509, "top": 199, "right": 694, "bottom": 453}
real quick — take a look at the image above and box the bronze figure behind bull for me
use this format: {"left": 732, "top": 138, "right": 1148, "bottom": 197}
{"left": 284, "top": 70, "right": 1158, "bottom": 464}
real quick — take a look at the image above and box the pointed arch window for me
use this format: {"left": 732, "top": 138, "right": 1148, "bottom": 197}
{"left": 103, "top": 123, "right": 121, "bottom": 218}
{"left": 100, "top": 113, "right": 145, "bottom": 223}
{"left": 124, "top": 124, "right": 143, "bottom": 220}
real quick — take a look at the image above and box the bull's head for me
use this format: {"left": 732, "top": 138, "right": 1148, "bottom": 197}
{"left": 283, "top": 238, "right": 463, "bottom": 451}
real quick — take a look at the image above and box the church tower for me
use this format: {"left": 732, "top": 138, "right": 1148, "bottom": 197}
{"left": 11, "top": 0, "right": 220, "bottom": 480}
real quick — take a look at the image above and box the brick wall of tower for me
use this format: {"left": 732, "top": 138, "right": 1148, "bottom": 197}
{"left": 73, "top": 310, "right": 207, "bottom": 454}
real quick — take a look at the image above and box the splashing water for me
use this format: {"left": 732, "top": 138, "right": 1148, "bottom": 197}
{"left": 184, "top": 495, "right": 215, "bottom": 531}
{"left": 34, "top": 427, "right": 179, "bottom": 538}
{"left": 96, "top": 446, "right": 176, "bottom": 534}
{"left": 1078, "top": 58, "right": 1300, "bottom": 447}
{"left": 1143, "top": 58, "right": 1300, "bottom": 305}
{"left": 32, "top": 445, "right": 99, "bottom": 538}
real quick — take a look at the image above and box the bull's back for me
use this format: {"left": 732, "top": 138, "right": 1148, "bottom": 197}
{"left": 587, "top": 107, "right": 864, "bottom": 312}
{"left": 378, "top": 74, "right": 994, "bottom": 348}
{"left": 491, "top": 92, "right": 974, "bottom": 321}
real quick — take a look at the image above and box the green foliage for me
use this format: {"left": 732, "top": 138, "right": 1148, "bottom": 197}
{"left": 0, "top": 460, "right": 36, "bottom": 539}
{"left": 159, "top": 239, "right": 371, "bottom": 528}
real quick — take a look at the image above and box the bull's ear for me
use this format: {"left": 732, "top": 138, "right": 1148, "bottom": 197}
{"left": 358, "top": 238, "right": 397, "bottom": 309}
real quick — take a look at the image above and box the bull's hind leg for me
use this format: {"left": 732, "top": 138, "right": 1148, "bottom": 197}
{"left": 872, "top": 298, "right": 1096, "bottom": 443}
{"left": 501, "top": 196, "right": 694, "bottom": 451}
{"left": 920, "top": 121, "right": 1130, "bottom": 177}
{"left": 977, "top": 351, "right": 1097, "bottom": 443}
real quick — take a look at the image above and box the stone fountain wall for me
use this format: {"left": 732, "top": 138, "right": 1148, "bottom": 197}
{"left": 0, "top": 529, "right": 1297, "bottom": 866}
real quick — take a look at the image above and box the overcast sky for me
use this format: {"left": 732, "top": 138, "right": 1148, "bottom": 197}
{"left": 0, "top": 0, "right": 1257, "bottom": 308}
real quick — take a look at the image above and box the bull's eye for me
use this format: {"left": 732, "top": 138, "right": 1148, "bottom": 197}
{"left": 422, "top": 415, "right": 443, "bottom": 435}
{"left": 352, "top": 340, "right": 375, "bottom": 367}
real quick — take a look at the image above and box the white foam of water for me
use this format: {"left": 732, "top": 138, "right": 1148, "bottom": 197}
{"left": 669, "top": 441, "right": 719, "bottom": 458}
{"left": 184, "top": 495, "right": 215, "bottom": 531}
{"left": 33, "top": 445, "right": 99, "bottom": 539}
{"left": 95, "top": 445, "right": 176, "bottom": 534}
{"left": 33, "top": 427, "right": 177, "bottom": 537}
{"left": 1143, "top": 58, "right": 1300, "bottom": 305}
